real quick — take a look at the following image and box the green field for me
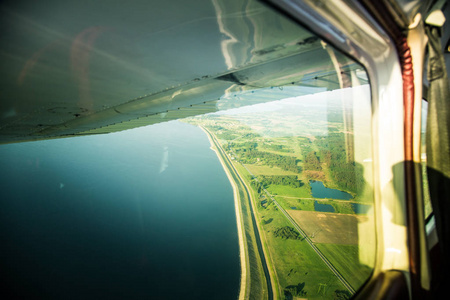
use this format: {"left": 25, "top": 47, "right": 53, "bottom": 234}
{"left": 325, "top": 200, "right": 355, "bottom": 214}
{"left": 244, "top": 164, "right": 298, "bottom": 176}
{"left": 315, "top": 243, "right": 373, "bottom": 291}
{"left": 258, "top": 202, "right": 347, "bottom": 299}
{"left": 276, "top": 197, "right": 315, "bottom": 211}
{"left": 236, "top": 159, "right": 350, "bottom": 299}
{"left": 267, "top": 184, "right": 311, "bottom": 198}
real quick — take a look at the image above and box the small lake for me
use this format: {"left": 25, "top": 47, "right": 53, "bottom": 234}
{"left": 310, "top": 180, "right": 353, "bottom": 200}
{"left": 352, "top": 203, "right": 372, "bottom": 214}
{"left": 314, "top": 201, "right": 335, "bottom": 213}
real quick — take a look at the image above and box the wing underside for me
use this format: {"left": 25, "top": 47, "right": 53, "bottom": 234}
{"left": 0, "top": 0, "right": 365, "bottom": 144}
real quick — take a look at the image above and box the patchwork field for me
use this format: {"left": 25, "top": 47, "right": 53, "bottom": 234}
{"left": 288, "top": 210, "right": 368, "bottom": 244}
{"left": 192, "top": 111, "right": 376, "bottom": 298}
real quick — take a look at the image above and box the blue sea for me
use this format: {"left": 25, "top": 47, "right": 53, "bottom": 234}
{"left": 0, "top": 121, "right": 240, "bottom": 299}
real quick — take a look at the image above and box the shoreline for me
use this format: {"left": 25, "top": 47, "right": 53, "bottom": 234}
{"left": 200, "top": 126, "right": 247, "bottom": 300}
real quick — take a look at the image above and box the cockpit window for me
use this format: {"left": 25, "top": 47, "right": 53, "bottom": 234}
{"left": 0, "top": 0, "right": 375, "bottom": 299}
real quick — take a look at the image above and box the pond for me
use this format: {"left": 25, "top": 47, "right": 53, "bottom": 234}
{"left": 310, "top": 180, "right": 353, "bottom": 200}
{"left": 314, "top": 201, "right": 335, "bottom": 213}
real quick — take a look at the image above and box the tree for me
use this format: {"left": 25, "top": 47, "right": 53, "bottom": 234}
{"left": 304, "top": 151, "right": 322, "bottom": 171}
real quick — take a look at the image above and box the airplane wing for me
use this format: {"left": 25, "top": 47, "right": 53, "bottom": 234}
{"left": 0, "top": 0, "right": 362, "bottom": 144}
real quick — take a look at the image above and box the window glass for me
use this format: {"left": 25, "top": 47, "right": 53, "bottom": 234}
{"left": 0, "top": 74, "right": 375, "bottom": 300}
{"left": 0, "top": 1, "right": 375, "bottom": 299}
{"left": 186, "top": 75, "right": 375, "bottom": 299}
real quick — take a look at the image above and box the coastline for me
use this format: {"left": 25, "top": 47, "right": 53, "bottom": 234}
{"left": 200, "top": 126, "right": 247, "bottom": 300}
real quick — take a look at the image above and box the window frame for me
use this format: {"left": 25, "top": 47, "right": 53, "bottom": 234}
{"left": 267, "top": 0, "right": 417, "bottom": 297}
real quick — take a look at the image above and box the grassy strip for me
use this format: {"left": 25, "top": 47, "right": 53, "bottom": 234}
{"left": 315, "top": 244, "right": 373, "bottom": 290}
{"left": 244, "top": 164, "right": 298, "bottom": 176}
{"left": 235, "top": 163, "right": 281, "bottom": 299}
{"left": 258, "top": 202, "right": 346, "bottom": 299}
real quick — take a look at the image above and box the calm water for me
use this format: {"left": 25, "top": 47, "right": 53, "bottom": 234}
{"left": 0, "top": 121, "right": 239, "bottom": 299}
{"left": 314, "top": 201, "right": 335, "bottom": 213}
{"left": 310, "top": 180, "right": 353, "bottom": 200}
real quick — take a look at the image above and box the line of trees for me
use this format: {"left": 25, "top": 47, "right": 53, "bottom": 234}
{"left": 284, "top": 282, "right": 307, "bottom": 299}
{"left": 273, "top": 226, "right": 302, "bottom": 240}
{"left": 250, "top": 179, "right": 263, "bottom": 193}
{"left": 304, "top": 151, "right": 322, "bottom": 171}
{"left": 237, "top": 149, "right": 302, "bottom": 173}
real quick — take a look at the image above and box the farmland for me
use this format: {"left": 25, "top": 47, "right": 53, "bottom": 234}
{"left": 185, "top": 95, "right": 375, "bottom": 299}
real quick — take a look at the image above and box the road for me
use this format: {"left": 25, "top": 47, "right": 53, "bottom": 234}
{"left": 205, "top": 128, "right": 274, "bottom": 300}
{"left": 242, "top": 165, "right": 356, "bottom": 295}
